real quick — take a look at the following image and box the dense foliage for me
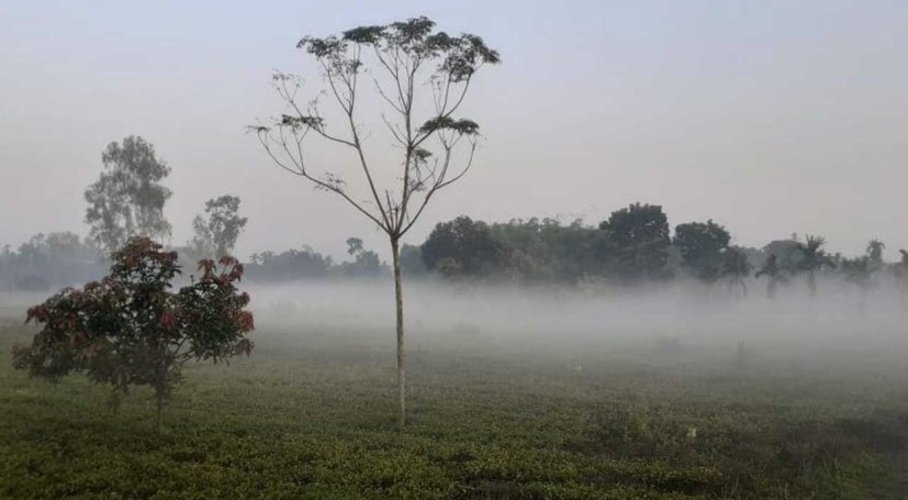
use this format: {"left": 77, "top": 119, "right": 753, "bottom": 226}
{"left": 11, "top": 237, "right": 254, "bottom": 427}
{"left": 673, "top": 220, "right": 732, "bottom": 285}
{"left": 421, "top": 216, "right": 504, "bottom": 279}
{"left": 414, "top": 212, "right": 908, "bottom": 303}
{"left": 599, "top": 203, "right": 671, "bottom": 283}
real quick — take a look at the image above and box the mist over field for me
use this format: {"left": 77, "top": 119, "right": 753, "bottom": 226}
{"left": 242, "top": 278, "right": 908, "bottom": 372}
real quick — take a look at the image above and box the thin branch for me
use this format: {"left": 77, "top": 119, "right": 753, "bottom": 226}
{"left": 400, "top": 138, "right": 477, "bottom": 236}
{"left": 256, "top": 128, "right": 388, "bottom": 231}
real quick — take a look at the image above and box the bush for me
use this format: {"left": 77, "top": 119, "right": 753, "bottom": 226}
{"left": 12, "top": 237, "right": 255, "bottom": 428}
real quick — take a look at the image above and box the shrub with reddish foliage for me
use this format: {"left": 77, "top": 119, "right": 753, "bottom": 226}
{"left": 12, "top": 237, "right": 254, "bottom": 428}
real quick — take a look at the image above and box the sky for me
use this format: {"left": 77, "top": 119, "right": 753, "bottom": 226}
{"left": 1, "top": 0, "right": 906, "bottom": 261}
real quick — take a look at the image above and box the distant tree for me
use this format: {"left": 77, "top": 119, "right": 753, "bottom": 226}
{"left": 599, "top": 203, "right": 671, "bottom": 283}
{"left": 84, "top": 136, "right": 172, "bottom": 253}
{"left": 246, "top": 246, "right": 334, "bottom": 282}
{"left": 794, "top": 235, "right": 835, "bottom": 299}
{"left": 250, "top": 17, "right": 499, "bottom": 426}
{"left": 488, "top": 218, "right": 604, "bottom": 283}
{"left": 673, "top": 220, "right": 731, "bottom": 286}
{"left": 422, "top": 216, "right": 503, "bottom": 278}
{"left": 12, "top": 238, "right": 254, "bottom": 430}
{"left": 191, "top": 195, "right": 248, "bottom": 258}
{"left": 341, "top": 237, "right": 384, "bottom": 278}
{"left": 755, "top": 254, "right": 788, "bottom": 299}
{"left": 485, "top": 218, "right": 552, "bottom": 282}
{"left": 0, "top": 232, "right": 104, "bottom": 289}
{"left": 346, "top": 237, "right": 364, "bottom": 256}
{"left": 866, "top": 239, "right": 885, "bottom": 270}
{"left": 721, "top": 245, "right": 753, "bottom": 298}
{"left": 190, "top": 218, "right": 213, "bottom": 259}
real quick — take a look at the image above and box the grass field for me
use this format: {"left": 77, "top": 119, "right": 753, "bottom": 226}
{"left": 2, "top": 306, "right": 908, "bottom": 499}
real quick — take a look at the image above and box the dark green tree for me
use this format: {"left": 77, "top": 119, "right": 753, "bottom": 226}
{"left": 84, "top": 136, "right": 172, "bottom": 253}
{"left": 673, "top": 220, "right": 731, "bottom": 286}
{"left": 422, "top": 216, "right": 503, "bottom": 277}
{"left": 251, "top": 17, "right": 500, "bottom": 426}
{"left": 598, "top": 203, "right": 671, "bottom": 284}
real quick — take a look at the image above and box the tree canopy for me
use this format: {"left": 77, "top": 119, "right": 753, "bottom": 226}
{"left": 673, "top": 220, "right": 731, "bottom": 285}
{"left": 13, "top": 237, "right": 254, "bottom": 428}
{"left": 191, "top": 195, "right": 248, "bottom": 259}
{"left": 599, "top": 203, "right": 671, "bottom": 283}
{"left": 422, "top": 216, "right": 503, "bottom": 278}
{"left": 84, "top": 136, "right": 172, "bottom": 253}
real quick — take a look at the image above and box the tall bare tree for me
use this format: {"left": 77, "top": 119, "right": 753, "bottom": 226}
{"left": 250, "top": 17, "right": 500, "bottom": 426}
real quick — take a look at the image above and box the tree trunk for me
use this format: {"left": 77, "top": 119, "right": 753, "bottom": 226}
{"left": 390, "top": 237, "right": 406, "bottom": 428}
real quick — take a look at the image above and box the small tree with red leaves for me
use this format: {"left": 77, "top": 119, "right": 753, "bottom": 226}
{"left": 12, "top": 237, "right": 254, "bottom": 429}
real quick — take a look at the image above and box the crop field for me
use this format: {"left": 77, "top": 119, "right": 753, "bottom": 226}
{"left": 2, "top": 307, "right": 908, "bottom": 499}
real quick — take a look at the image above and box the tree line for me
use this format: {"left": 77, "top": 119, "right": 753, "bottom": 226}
{"left": 7, "top": 190, "right": 908, "bottom": 304}
{"left": 413, "top": 207, "right": 908, "bottom": 301}
{"left": 0, "top": 133, "right": 904, "bottom": 300}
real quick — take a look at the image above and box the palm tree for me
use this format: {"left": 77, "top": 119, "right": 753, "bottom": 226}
{"left": 866, "top": 239, "right": 886, "bottom": 270}
{"left": 755, "top": 254, "right": 788, "bottom": 299}
{"left": 722, "top": 246, "right": 753, "bottom": 298}
{"left": 794, "top": 235, "right": 836, "bottom": 299}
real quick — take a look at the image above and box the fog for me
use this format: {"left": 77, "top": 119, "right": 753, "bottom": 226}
{"left": 239, "top": 278, "right": 908, "bottom": 374}
{"left": 6, "top": 272, "right": 903, "bottom": 361}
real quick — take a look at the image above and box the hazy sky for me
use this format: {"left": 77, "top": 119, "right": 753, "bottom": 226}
{"left": 1, "top": 0, "right": 906, "bottom": 260}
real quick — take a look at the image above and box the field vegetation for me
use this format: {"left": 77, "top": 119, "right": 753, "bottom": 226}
{"left": 3, "top": 306, "right": 908, "bottom": 499}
